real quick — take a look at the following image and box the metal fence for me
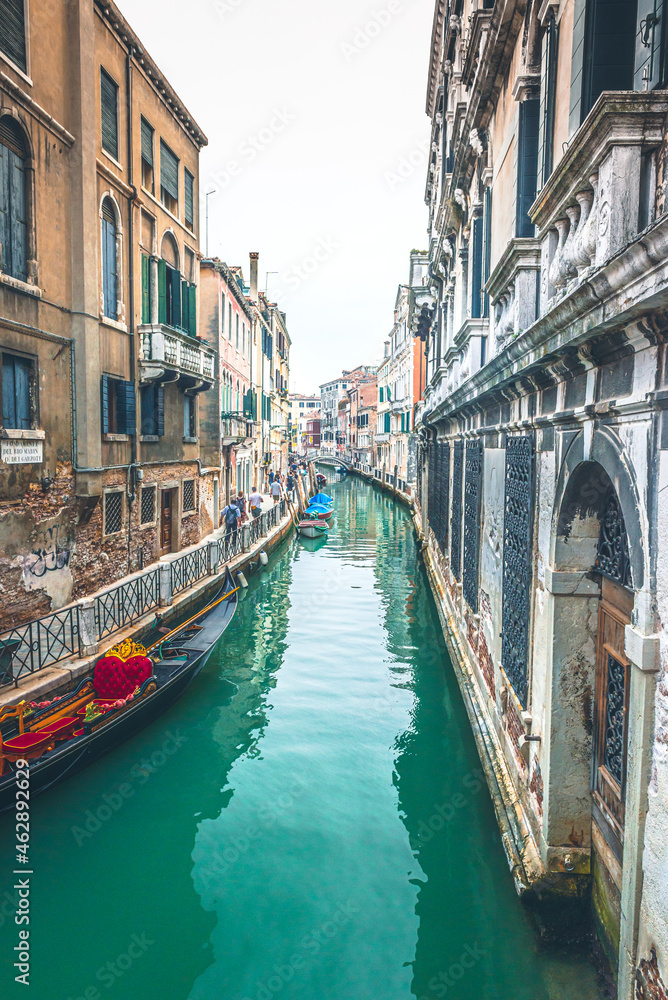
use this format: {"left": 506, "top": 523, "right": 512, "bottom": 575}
{"left": 0, "top": 498, "right": 291, "bottom": 686}
{"left": 95, "top": 568, "right": 160, "bottom": 640}
{"left": 0, "top": 605, "right": 80, "bottom": 685}
{"left": 170, "top": 545, "right": 209, "bottom": 596}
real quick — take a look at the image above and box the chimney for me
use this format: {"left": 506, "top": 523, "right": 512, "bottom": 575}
{"left": 249, "top": 252, "right": 259, "bottom": 301}
{"left": 384, "top": 340, "right": 390, "bottom": 358}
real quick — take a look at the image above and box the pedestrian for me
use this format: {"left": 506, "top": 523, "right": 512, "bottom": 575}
{"left": 221, "top": 499, "right": 240, "bottom": 539}
{"left": 271, "top": 477, "right": 282, "bottom": 504}
{"left": 249, "top": 486, "right": 263, "bottom": 518}
{"left": 236, "top": 491, "right": 247, "bottom": 522}
{"left": 268, "top": 470, "right": 275, "bottom": 486}
{"left": 286, "top": 473, "right": 295, "bottom": 502}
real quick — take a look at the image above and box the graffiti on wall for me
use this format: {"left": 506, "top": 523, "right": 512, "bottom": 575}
{"left": 21, "top": 524, "right": 74, "bottom": 609}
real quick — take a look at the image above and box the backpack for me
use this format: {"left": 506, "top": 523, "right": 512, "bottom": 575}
{"left": 224, "top": 505, "right": 238, "bottom": 527}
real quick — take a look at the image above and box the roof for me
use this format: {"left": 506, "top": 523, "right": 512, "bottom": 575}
{"left": 95, "top": 0, "right": 208, "bottom": 149}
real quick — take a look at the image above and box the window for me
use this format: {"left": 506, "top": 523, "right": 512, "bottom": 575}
{"left": 101, "top": 374, "right": 136, "bottom": 436}
{"left": 0, "top": 116, "right": 28, "bottom": 281}
{"left": 539, "top": 16, "right": 558, "bottom": 187}
{"left": 379, "top": 387, "right": 384, "bottom": 402}
{"left": 140, "top": 117, "right": 154, "bottom": 192}
{"left": 184, "top": 169, "right": 194, "bottom": 230}
{"left": 140, "top": 383, "right": 165, "bottom": 437}
{"left": 516, "top": 99, "right": 539, "bottom": 238}
{"left": 242, "top": 322, "right": 246, "bottom": 356}
{"left": 141, "top": 252, "right": 151, "bottom": 323}
{"left": 160, "top": 140, "right": 179, "bottom": 215}
{"left": 0, "top": 0, "right": 27, "bottom": 73}
{"left": 101, "top": 198, "right": 118, "bottom": 320}
{"left": 183, "top": 479, "right": 195, "bottom": 512}
{"left": 140, "top": 485, "right": 156, "bottom": 525}
{"left": 104, "top": 491, "right": 123, "bottom": 535}
{"left": 236, "top": 314, "right": 239, "bottom": 350}
{"left": 100, "top": 68, "right": 119, "bottom": 161}
{"left": 2, "top": 352, "right": 32, "bottom": 429}
{"left": 228, "top": 303, "right": 232, "bottom": 340}
{"left": 157, "top": 258, "right": 196, "bottom": 335}
{"left": 183, "top": 393, "right": 196, "bottom": 438}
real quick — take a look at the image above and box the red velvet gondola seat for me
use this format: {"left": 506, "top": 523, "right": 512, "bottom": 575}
{"left": 2, "top": 731, "right": 54, "bottom": 762}
{"left": 36, "top": 717, "right": 79, "bottom": 741}
{"left": 92, "top": 640, "right": 154, "bottom": 701}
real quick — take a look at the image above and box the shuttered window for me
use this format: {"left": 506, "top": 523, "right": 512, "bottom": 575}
{"left": 160, "top": 140, "right": 179, "bottom": 209}
{"left": 141, "top": 252, "right": 151, "bottom": 323}
{"left": 100, "top": 68, "right": 119, "bottom": 161}
{"left": 2, "top": 352, "right": 32, "bottom": 429}
{"left": 101, "top": 198, "right": 117, "bottom": 320}
{"left": 539, "top": 16, "right": 559, "bottom": 187}
{"left": 516, "top": 99, "right": 539, "bottom": 238}
{"left": 470, "top": 214, "right": 484, "bottom": 319}
{"left": 101, "top": 375, "right": 135, "bottom": 436}
{"left": 140, "top": 118, "right": 153, "bottom": 166}
{"left": 140, "top": 383, "right": 165, "bottom": 437}
{"left": 0, "top": 116, "right": 28, "bottom": 281}
{"left": 0, "top": 0, "right": 27, "bottom": 74}
{"left": 184, "top": 169, "right": 194, "bottom": 229}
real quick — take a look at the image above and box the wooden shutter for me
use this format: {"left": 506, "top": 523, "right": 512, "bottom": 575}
{"left": 189, "top": 285, "right": 197, "bottom": 335}
{"left": 184, "top": 169, "right": 194, "bottom": 228}
{"left": 0, "top": 0, "right": 27, "bottom": 73}
{"left": 0, "top": 354, "right": 28, "bottom": 429}
{"left": 8, "top": 146, "right": 26, "bottom": 281}
{"left": 181, "top": 279, "right": 189, "bottom": 331}
{"left": 483, "top": 186, "right": 492, "bottom": 318}
{"left": 583, "top": 0, "right": 637, "bottom": 117}
{"left": 0, "top": 140, "right": 8, "bottom": 271}
{"left": 539, "top": 17, "right": 559, "bottom": 186}
{"left": 634, "top": 0, "right": 665, "bottom": 89}
{"left": 516, "top": 99, "right": 539, "bottom": 238}
{"left": 156, "top": 385, "right": 165, "bottom": 436}
{"left": 101, "top": 374, "right": 110, "bottom": 434}
{"left": 100, "top": 69, "right": 119, "bottom": 160}
{"left": 140, "top": 117, "right": 153, "bottom": 166}
{"left": 171, "top": 268, "right": 182, "bottom": 328}
{"left": 160, "top": 140, "right": 179, "bottom": 202}
{"left": 141, "top": 253, "right": 150, "bottom": 323}
{"left": 121, "top": 380, "right": 136, "bottom": 436}
{"left": 158, "top": 258, "right": 167, "bottom": 324}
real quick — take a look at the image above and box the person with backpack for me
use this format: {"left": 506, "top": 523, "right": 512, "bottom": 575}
{"left": 221, "top": 500, "right": 240, "bottom": 539}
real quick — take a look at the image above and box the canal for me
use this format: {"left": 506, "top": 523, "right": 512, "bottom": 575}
{"left": 1, "top": 475, "right": 606, "bottom": 1000}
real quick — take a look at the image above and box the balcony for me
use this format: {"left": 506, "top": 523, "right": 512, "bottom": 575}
{"left": 530, "top": 92, "right": 668, "bottom": 319}
{"left": 221, "top": 412, "right": 256, "bottom": 445}
{"left": 139, "top": 324, "right": 216, "bottom": 390}
{"left": 375, "top": 433, "right": 390, "bottom": 444}
{"left": 486, "top": 240, "right": 540, "bottom": 352}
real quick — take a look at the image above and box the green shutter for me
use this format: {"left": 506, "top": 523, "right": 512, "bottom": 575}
{"left": 171, "top": 269, "right": 182, "bottom": 328}
{"left": 141, "top": 253, "right": 150, "bottom": 324}
{"left": 181, "top": 279, "right": 189, "bottom": 332}
{"left": 100, "top": 69, "right": 119, "bottom": 160}
{"left": 140, "top": 118, "right": 153, "bottom": 166}
{"left": 101, "top": 374, "right": 110, "bottom": 434}
{"left": 516, "top": 99, "right": 539, "bottom": 238}
{"left": 189, "top": 285, "right": 197, "bottom": 335}
{"left": 184, "top": 169, "right": 194, "bottom": 228}
{"left": 0, "top": 0, "right": 27, "bottom": 73}
{"left": 160, "top": 140, "right": 179, "bottom": 202}
{"left": 158, "top": 259, "right": 167, "bottom": 324}
{"left": 118, "top": 380, "right": 136, "bottom": 437}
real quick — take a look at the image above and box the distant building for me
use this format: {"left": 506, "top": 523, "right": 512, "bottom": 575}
{"left": 289, "top": 394, "right": 320, "bottom": 454}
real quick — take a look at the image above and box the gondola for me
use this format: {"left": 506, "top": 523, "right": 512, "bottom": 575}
{"left": 0, "top": 567, "right": 238, "bottom": 812}
{"left": 297, "top": 519, "right": 329, "bottom": 539}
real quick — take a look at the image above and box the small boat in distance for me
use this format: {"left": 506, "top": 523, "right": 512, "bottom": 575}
{"left": 305, "top": 502, "right": 333, "bottom": 521}
{"left": 309, "top": 492, "right": 333, "bottom": 506}
{"left": 297, "top": 519, "right": 329, "bottom": 539}
{"left": 0, "top": 568, "right": 239, "bottom": 811}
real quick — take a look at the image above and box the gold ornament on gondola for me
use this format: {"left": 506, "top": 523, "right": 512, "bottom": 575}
{"left": 107, "top": 638, "right": 148, "bottom": 662}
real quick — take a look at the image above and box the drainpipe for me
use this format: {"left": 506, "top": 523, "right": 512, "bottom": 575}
{"left": 126, "top": 45, "right": 138, "bottom": 569}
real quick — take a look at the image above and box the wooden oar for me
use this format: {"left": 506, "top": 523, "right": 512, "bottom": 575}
{"left": 146, "top": 585, "right": 240, "bottom": 654}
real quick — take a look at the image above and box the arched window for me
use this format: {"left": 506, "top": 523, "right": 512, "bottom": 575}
{"left": 236, "top": 380, "right": 240, "bottom": 413}
{"left": 101, "top": 197, "right": 117, "bottom": 319}
{"left": 0, "top": 116, "right": 28, "bottom": 281}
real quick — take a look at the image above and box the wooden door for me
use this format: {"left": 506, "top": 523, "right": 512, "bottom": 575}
{"left": 592, "top": 577, "right": 633, "bottom": 861}
{"left": 160, "top": 490, "right": 173, "bottom": 555}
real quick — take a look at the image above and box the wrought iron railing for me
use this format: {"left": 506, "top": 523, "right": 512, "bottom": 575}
{"left": 95, "top": 568, "right": 160, "bottom": 640}
{"left": 217, "top": 528, "right": 244, "bottom": 565}
{"left": 0, "top": 605, "right": 80, "bottom": 684}
{"left": 170, "top": 545, "right": 209, "bottom": 596}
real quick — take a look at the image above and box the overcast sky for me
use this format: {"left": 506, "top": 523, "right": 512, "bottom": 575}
{"left": 117, "top": 0, "right": 434, "bottom": 393}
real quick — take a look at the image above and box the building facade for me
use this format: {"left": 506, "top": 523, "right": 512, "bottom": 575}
{"left": 415, "top": 0, "right": 668, "bottom": 995}
{"left": 289, "top": 393, "right": 320, "bottom": 454}
{"left": 0, "top": 0, "right": 214, "bottom": 632}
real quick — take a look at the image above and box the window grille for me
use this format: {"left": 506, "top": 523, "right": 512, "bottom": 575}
{"left": 183, "top": 479, "right": 196, "bottom": 512}
{"left": 104, "top": 492, "right": 123, "bottom": 535}
{"left": 501, "top": 436, "right": 534, "bottom": 706}
{"left": 140, "top": 485, "right": 156, "bottom": 525}
{"left": 463, "top": 440, "right": 482, "bottom": 612}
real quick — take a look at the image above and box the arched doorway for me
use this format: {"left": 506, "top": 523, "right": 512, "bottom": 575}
{"left": 550, "top": 458, "right": 640, "bottom": 974}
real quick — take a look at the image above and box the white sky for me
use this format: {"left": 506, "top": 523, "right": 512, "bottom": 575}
{"left": 117, "top": 0, "right": 434, "bottom": 393}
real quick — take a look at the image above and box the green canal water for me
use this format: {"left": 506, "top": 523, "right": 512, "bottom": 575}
{"left": 0, "top": 476, "right": 606, "bottom": 1000}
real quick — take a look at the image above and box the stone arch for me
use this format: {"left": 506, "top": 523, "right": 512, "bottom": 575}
{"left": 160, "top": 229, "right": 179, "bottom": 270}
{"left": 0, "top": 112, "right": 37, "bottom": 282}
{"left": 551, "top": 425, "right": 645, "bottom": 589}
{"left": 98, "top": 190, "right": 124, "bottom": 324}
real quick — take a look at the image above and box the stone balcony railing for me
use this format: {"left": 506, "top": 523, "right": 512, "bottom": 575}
{"left": 530, "top": 91, "right": 668, "bottom": 317}
{"left": 139, "top": 323, "right": 216, "bottom": 390}
{"left": 221, "top": 413, "right": 256, "bottom": 445}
